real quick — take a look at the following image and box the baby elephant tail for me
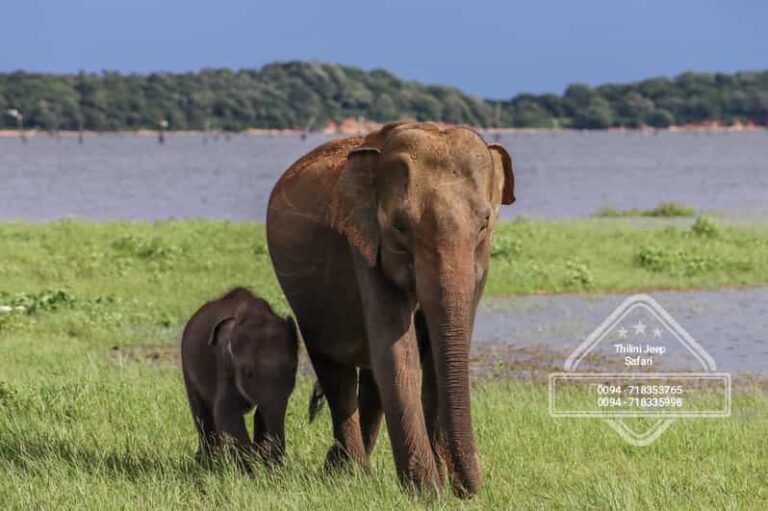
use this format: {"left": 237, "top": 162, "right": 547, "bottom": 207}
{"left": 308, "top": 380, "right": 326, "bottom": 423}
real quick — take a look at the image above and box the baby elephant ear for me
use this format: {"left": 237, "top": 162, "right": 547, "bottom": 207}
{"left": 208, "top": 316, "right": 235, "bottom": 346}
{"left": 488, "top": 144, "right": 516, "bottom": 205}
{"left": 330, "top": 147, "right": 381, "bottom": 267}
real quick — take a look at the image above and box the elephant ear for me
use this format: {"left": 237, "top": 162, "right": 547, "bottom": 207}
{"left": 488, "top": 144, "right": 516, "bottom": 205}
{"left": 208, "top": 316, "right": 235, "bottom": 346}
{"left": 330, "top": 147, "right": 381, "bottom": 267}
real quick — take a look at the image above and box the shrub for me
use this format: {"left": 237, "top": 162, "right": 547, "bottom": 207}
{"left": 564, "top": 260, "right": 594, "bottom": 288}
{"left": 635, "top": 246, "right": 722, "bottom": 275}
{"left": 593, "top": 202, "right": 694, "bottom": 218}
{"left": 110, "top": 235, "right": 183, "bottom": 260}
{"left": 593, "top": 207, "right": 624, "bottom": 218}
{"left": 0, "top": 289, "right": 78, "bottom": 314}
{"left": 645, "top": 202, "right": 695, "bottom": 217}
{"left": 690, "top": 216, "right": 719, "bottom": 238}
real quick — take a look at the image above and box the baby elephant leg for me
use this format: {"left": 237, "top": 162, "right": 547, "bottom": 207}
{"left": 187, "top": 388, "right": 217, "bottom": 463}
{"left": 253, "top": 397, "right": 288, "bottom": 465}
{"left": 214, "top": 392, "right": 253, "bottom": 470}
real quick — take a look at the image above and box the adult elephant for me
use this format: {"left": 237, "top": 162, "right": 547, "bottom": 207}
{"left": 266, "top": 122, "right": 515, "bottom": 497}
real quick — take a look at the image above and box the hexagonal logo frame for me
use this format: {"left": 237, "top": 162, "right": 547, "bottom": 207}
{"left": 549, "top": 294, "right": 731, "bottom": 446}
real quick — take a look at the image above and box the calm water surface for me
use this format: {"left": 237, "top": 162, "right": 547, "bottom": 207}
{"left": 1, "top": 130, "right": 767, "bottom": 221}
{"left": 475, "top": 289, "right": 768, "bottom": 376}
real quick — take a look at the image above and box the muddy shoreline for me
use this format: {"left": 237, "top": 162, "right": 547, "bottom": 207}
{"left": 109, "top": 337, "right": 768, "bottom": 391}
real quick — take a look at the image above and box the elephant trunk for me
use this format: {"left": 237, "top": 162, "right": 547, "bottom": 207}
{"left": 417, "top": 252, "right": 481, "bottom": 498}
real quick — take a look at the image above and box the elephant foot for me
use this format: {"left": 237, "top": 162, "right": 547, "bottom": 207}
{"left": 428, "top": 437, "right": 449, "bottom": 485}
{"left": 397, "top": 450, "right": 444, "bottom": 497}
{"left": 324, "top": 443, "right": 353, "bottom": 471}
{"left": 252, "top": 441, "right": 284, "bottom": 467}
{"left": 324, "top": 443, "right": 369, "bottom": 472}
{"left": 216, "top": 442, "right": 256, "bottom": 474}
{"left": 234, "top": 452, "right": 256, "bottom": 474}
{"left": 432, "top": 453, "right": 447, "bottom": 489}
{"left": 400, "top": 470, "right": 442, "bottom": 498}
{"left": 446, "top": 451, "right": 482, "bottom": 499}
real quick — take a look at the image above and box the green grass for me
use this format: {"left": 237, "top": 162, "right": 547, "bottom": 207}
{"left": 487, "top": 216, "right": 768, "bottom": 295}
{"left": 1, "top": 218, "right": 767, "bottom": 509}
{"left": 593, "top": 202, "right": 696, "bottom": 218}
{"left": 0, "top": 354, "right": 765, "bottom": 509}
{"left": 0, "top": 217, "right": 766, "bottom": 321}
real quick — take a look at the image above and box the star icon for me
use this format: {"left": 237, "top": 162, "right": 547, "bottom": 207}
{"left": 633, "top": 321, "right": 647, "bottom": 336}
{"left": 653, "top": 327, "right": 663, "bottom": 338}
{"left": 617, "top": 327, "right": 628, "bottom": 338}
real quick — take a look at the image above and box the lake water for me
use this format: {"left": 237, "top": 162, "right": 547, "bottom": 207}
{"left": 475, "top": 289, "right": 768, "bottom": 377}
{"left": 1, "top": 130, "right": 767, "bottom": 221}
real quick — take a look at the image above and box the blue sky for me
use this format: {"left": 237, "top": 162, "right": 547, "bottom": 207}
{"left": 2, "top": 0, "right": 766, "bottom": 98}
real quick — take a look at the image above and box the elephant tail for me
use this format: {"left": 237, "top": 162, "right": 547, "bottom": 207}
{"left": 308, "top": 380, "right": 326, "bottom": 423}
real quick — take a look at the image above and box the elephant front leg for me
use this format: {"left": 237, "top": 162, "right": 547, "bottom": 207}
{"left": 253, "top": 403, "right": 287, "bottom": 465}
{"left": 416, "top": 310, "right": 448, "bottom": 483}
{"left": 368, "top": 316, "right": 441, "bottom": 494}
{"left": 309, "top": 351, "right": 368, "bottom": 469}
{"left": 354, "top": 259, "right": 441, "bottom": 494}
{"left": 358, "top": 368, "right": 383, "bottom": 457}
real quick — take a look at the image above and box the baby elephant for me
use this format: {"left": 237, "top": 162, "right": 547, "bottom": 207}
{"left": 181, "top": 287, "right": 298, "bottom": 466}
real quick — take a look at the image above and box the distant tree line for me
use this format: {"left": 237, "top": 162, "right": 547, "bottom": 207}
{"left": 1, "top": 62, "right": 766, "bottom": 131}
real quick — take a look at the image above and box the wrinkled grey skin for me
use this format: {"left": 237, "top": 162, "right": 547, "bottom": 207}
{"left": 181, "top": 287, "right": 298, "bottom": 466}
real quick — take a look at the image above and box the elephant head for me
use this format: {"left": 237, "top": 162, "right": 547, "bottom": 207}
{"left": 330, "top": 122, "right": 515, "bottom": 495}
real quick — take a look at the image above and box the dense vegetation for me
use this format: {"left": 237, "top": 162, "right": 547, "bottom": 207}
{"left": 1, "top": 62, "right": 767, "bottom": 131}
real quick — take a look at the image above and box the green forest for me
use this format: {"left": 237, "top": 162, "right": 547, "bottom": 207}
{"left": 1, "top": 61, "right": 766, "bottom": 131}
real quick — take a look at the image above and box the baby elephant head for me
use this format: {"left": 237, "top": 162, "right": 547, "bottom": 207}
{"left": 209, "top": 304, "right": 299, "bottom": 404}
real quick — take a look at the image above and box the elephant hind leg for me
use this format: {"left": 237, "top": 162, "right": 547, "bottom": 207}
{"left": 309, "top": 351, "right": 367, "bottom": 470}
{"left": 358, "top": 368, "right": 382, "bottom": 457}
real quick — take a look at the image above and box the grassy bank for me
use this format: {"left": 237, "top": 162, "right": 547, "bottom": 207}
{"left": 1, "top": 217, "right": 767, "bottom": 320}
{"left": 1, "top": 218, "right": 767, "bottom": 508}
{"left": 487, "top": 216, "right": 768, "bottom": 295}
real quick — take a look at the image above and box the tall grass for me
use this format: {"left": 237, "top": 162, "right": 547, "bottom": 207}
{"left": 0, "top": 219, "right": 766, "bottom": 508}
{"left": 0, "top": 358, "right": 765, "bottom": 509}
